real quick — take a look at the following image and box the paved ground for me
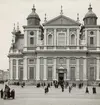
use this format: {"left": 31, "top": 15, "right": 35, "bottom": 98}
{"left": 0, "top": 84, "right": 100, "bottom": 105}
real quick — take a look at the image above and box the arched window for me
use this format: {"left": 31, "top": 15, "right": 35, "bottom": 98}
{"left": 48, "top": 34, "right": 52, "bottom": 45}
{"left": 71, "top": 34, "right": 75, "bottom": 45}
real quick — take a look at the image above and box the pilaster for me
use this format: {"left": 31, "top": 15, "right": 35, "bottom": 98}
{"left": 37, "top": 30, "right": 40, "bottom": 50}
{"left": 23, "top": 56, "right": 28, "bottom": 80}
{"left": 83, "top": 58, "right": 87, "bottom": 81}
{"left": 66, "top": 58, "right": 70, "bottom": 80}
{"left": 97, "top": 30, "right": 99, "bottom": 50}
{"left": 24, "top": 30, "right": 27, "bottom": 51}
{"left": 96, "top": 58, "right": 100, "bottom": 80}
{"left": 44, "top": 29, "right": 46, "bottom": 50}
{"left": 76, "top": 58, "right": 80, "bottom": 80}
{"left": 77, "top": 29, "right": 80, "bottom": 50}
{"left": 16, "top": 58, "right": 19, "bottom": 80}
{"left": 54, "top": 29, "right": 56, "bottom": 50}
{"left": 10, "top": 58, "right": 13, "bottom": 80}
{"left": 84, "top": 29, "right": 87, "bottom": 50}
{"left": 43, "top": 57, "right": 47, "bottom": 80}
{"left": 53, "top": 58, "right": 56, "bottom": 80}
{"left": 67, "top": 28, "right": 69, "bottom": 50}
{"left": 36, "top": 57, "right": 40, "bottom": 80}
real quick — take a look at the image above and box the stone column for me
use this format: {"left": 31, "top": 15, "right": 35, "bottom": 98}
{"left": 66, "top": 58, "right": 70, "bottom": 80}
{"left": 54, "top": 29, "right": 56, "bottom": 50}
{"left": 96, "top": 58, "right": 100, "bottom": 80}
{"left": 36, "top": 57, "right": 40, "bottom": 80}
{"left": 44, "top": 29, "right": 46, "bottom": 50}
{"left": 10, "top": 58, "right": 13, "bottom": 80}
{"left": 53, "top": 58, "right": 56, "bottom": 80}
{"left": 83, "top": 58, "right": 87, "bottom": 80}
{"left": 77, "top": 29, "right": 80, "bottom": 50}
{"left": 23, "top": 56, "right": 27, "bottom": 80}
{"left": 97, "top": 30, "right": 100, "bottom": 50}
{"left": 16, "top": 59, "right": 19, "bottom": 80}
{"left": 43, "top": 58, "right": 47, "bottom": 80}
{"left": 76, "top": 58, "right": 80, "bottom": 80}
{"left": 67, "top": 29, "right": 69, "bottom": 50}
{"left": 24, "top": 30, "right": 27, "bottom": 51}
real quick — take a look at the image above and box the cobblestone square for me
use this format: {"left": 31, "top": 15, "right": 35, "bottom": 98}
{"left": 0, "top": 84, "right": 100, "bottom": 105}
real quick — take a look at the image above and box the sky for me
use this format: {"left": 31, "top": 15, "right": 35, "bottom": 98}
{"left": 0, "top": 0, "right": 100, "bottom": 71}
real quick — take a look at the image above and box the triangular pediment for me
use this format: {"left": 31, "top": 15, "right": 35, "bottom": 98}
{"left": 43, "top": 15, "right": 81, "bottom": 26}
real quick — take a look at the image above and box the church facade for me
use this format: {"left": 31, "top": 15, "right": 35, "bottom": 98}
{"left": 8, "top": 4, "right": 100, "bottom": 84}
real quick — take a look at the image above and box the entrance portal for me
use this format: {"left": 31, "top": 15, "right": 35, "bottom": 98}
{"left": 58, "top": 73, "right": 64, "bottom": 82}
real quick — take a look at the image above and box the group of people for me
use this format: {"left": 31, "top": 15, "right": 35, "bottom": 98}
{"left": 85, "top": 86, "right": 96, "bottom": 94}
{"left": 0, "top": 84, "right": 15, "bottom": 100}
{"left": 40, "top": 81, "right": 97, "bottom": 94}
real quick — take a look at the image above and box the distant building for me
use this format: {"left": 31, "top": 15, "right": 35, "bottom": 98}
{"left": 0, "top": 70, "right": 3, "bottom": 81}
{"left": 8, "top": 4, "right": 100, "bottom": 84}
{"left": 3, "top": 70, "right": 9, "bottom": 81}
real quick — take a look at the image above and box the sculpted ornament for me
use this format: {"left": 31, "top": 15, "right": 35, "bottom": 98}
{"left": 46, "top": 29, "right": 54, "bottom": 35}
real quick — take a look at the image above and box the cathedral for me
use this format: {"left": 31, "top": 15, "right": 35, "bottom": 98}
{"left": 8, "top": 4, "right": 100, "bottom": 84}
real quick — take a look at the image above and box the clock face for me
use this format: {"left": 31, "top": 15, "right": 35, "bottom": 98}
{"left": 30, "top": 31, "right": 34, "bottom": 35}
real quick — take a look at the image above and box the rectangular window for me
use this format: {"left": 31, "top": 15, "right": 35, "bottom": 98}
{"left": 70, "top": 58, "right": 76, "bottom": 64}
{"left": 40, "top": 57, "right": 44, "bottom": 64}
{"left": 13, "top": 59, "right": 16, "bottom": 65}
{"left": 18, "top": 59, "right": 23, "bottom": 65}
{"left": 79, "top": 58, "right": 83, "bottom": 65}
{"left": 47, "top": 66, "right": 52, "bottom": 80}
{"left": 90, "top": 37, "right": 94, "bottom": 45}
{"left": 47, "top": 58, "right": 53, "bottom": 64}
{"left": 30, "top": 37, "right": 34, "bottom": 45}
{"left": 29, "top": 67, "right": 34, "bottom": 79}
{"left": 57, "top": 32, "right": 66, "bottom": 46}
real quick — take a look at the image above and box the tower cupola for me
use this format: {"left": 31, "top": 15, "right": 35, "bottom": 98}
{"left": 83, "top": 4, "right": 97, "bottom": 25}
{"left": 27, "top": 5, "right": 40, "bottom": 26}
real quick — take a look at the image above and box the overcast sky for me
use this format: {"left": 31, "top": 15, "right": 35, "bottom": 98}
{"left": 0, "top": 0, "right": 100, "bottom": 70}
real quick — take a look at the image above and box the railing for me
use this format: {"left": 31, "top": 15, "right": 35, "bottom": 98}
{"left": 9, "top": 49, "right": 23, "bottom": 54}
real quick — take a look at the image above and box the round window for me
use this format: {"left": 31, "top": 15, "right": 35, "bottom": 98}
{"left": 30, "top": 31, "right": 34, "bottom": 35}
{"left": 90, "top": 31, "right": 94, "bottom": 35}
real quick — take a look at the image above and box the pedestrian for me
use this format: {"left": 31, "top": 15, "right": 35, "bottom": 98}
{"left": 69, "top": 86, "right": 71, "bottom": 93}
{"left": 92, "top": 87, "right": 96, "bottom": 94}
{"left": 7, "top": 88, "right": 10, "bottom": 99}
{"left": 0, "top": 89, "right": 3, "bottom": 98}
{"left": 62, "top": 85, "right": 64, "bottom": 92}
{"left": 85, "top": 86, "right": 89, "bottom": 93}
{"left": 11, "top": 89, "right": 15, "bottom": 99}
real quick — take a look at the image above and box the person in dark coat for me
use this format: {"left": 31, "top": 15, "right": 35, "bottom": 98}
{"left": 92, "top": 87, "right": 96, "bottom": 94}
{"left": 85, "top": 86, "right": 89, "bottom": 93}
{"left": 0, "top": 89, "right": 3, "bottom": 98}
{"left": 44, "top": 86, "right": 49, "bottom": 94}
{"left": 11, "top": 89, "right": 15, "bottom": 99}
{"left": 69, "top": 86, "right": 71, "bottom": 93}
{"left": 62, "top": 85, "right": 64, "bottom": 92}
{"left": 7, "top": 88, "right": 10, "bottom": 99}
